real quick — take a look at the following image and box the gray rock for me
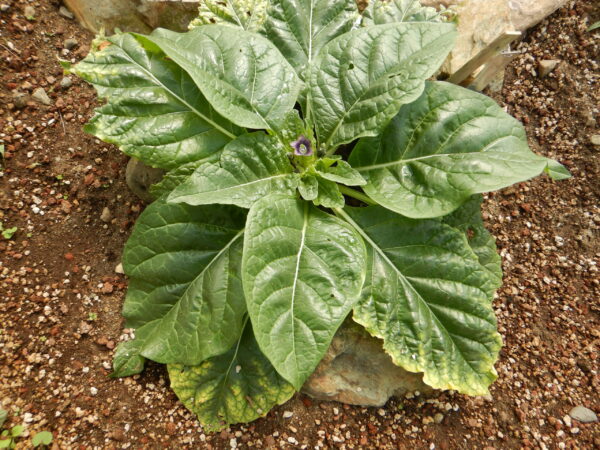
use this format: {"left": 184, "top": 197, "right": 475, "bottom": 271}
{"left": 125, "top": 158, "right": 165, "bottom": 203}
{"left": 569, "top": 406, "right": 598, "bottom": 423}
{"left": 32, "top": 88, "right": 52, "bottom": 106}
{"left": 302, "top": 322, "right": 432, "bottom": 406}
{"left": 64, "top": 38, "right": 79, "bottom": 50}
{"left": 538, "top": 59, "right": 560, "bottom": 78}
{"left": 59, "top": 6, "right": 74, "bottom": 19}
{"left": 12, "top": 92, "right": 28, "bottom": 109}
{"left": 24, "top": 5, "right": 35, "bottom": 19}
{"left": 60, "top": 77, "right": 73, "bottom": 89}
{"left": 590, "top": 135, "right": 600, "bottom": 146}
{"left": 100, "top": 207, "right": 112, "bottom": 223}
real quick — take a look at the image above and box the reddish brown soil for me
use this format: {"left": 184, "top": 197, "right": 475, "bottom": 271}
{"left": 0, "top": 1, "right": 598, "bottom": 449}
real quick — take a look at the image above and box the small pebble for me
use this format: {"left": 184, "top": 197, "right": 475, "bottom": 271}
{"left": 61, "top": 77, "right": 73, "bottom": 89}
{"left": 100, "top": 207, "right": 112, "bottom": 223}
{"left": 590, "top": 135, "right": 600, "bottom": 146}
{"left": 24, "top": 5, "right": 35, "bottom": 19}
{"left": 282, "top": 411, "right": 293, "bottom": 419}
{"left": 59, "top": 6, "right": 74, "bottom": 19}
{"left": 32, "top": 87, "right": 52, "bottom": 106}
{"left": 115, "top": 263, "right": 124, "bottom": 274}
{"left": 569, "top": 406, "right": 598, "bottom": 423}
{"left": 64, "top": 38, "right": 79, "bottom": 50}
{"left": 12, "top": 92, "right": 28, "bottom": 109}
{"left": 538, "top": 59, "right": 560, "bottom": 78}
{"left": 0, "top": 4, "right": 10, "bottom": 12}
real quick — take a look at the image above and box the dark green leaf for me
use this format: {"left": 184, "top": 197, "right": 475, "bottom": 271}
{"left": 313, "top": 177, "right": 345, "bottom": 208}
{"left": 298, "top": 175, "right": 319, "bottom": 201}
{"left": 350, "top": 81, "right": 571, "bottom": 218}
{"left": 74, "top": 33, "right": 241, "bottom": 170}
{"left": 242, "top": 194, "right": 366, "bottom": 388}
{"left": 149, "top": 160, "right": 206, "bottom": 198}
{"left": 168, "top": 133, "right": 299, "bottom": 208}
{"left": 441, "top": 195, "right": 502, "bottom": 298}
{"left": 263, "top": 0, "right": 359, "bottom": 80}
{"left": 309, "top": 22, "right": 456, "bottom": 150}
{"left": 120, "top": 198, "right": 248, "bottom": 366}
{"left": 315, "top": 159, "right": 366, "bottom": 186}
{"left": 340, "top": 205, "right": 502, "bottom": 395}
{"left": 145, "top": 26, "right": 301, "bottom": 130}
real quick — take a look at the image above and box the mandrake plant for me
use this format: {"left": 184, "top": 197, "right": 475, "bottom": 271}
{"left": 72, "top": 0, "right": 570, "bottom": 431}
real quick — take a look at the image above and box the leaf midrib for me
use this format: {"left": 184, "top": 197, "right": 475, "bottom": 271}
{"left": 335, "top": 208, "right": 488, "bottom": 382}
{"left": 356, "top": 136, "right": 516, "bottom": 172}
{"left": 288, "top": 202, "right": 309, "bottom": 384}
{"left": 171, "top": 173, "right": 293, "bottom": 202}
{"left": 320, "top": 24, "right": 452, "bottom": 149}
{"left": 118, "top": 37, "right": 238, "bottom": 140}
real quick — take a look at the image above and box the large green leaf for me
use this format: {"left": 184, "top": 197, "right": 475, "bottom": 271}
{"left": 167, "top": 133, "right": 299, "bottom": 208}
{"left": 242, "top": 194, "right": 366, "bottom": 389}
{"left": 362, "top": 0, "right": 448, "bottom": 26}
{"left": 442, "top": 195, "right": 502, "bottom": 298}
{"left": 145, "top": 25, "right": 301, "bottom": 130}
{"left": 309, "top": 22, "right": 456, "bottom": 150}
{"left": 149, "top": 160, "right": 206, "bottom": 198}
{"left": 120, "top": 198, "right": 248, "bottom": 365}
{"left": 263, "top": 0, "right": 359, "bottom": 80}
{"left": 190, "top": 0, "right": 270, "bottom": 31}
{"left": 350, "top": 81, "right": 571, "bottom": 218}
{"left": 339, "top": 205, "right": 502, "bottom": 395}
{"left": 73, "top": 33, "right": 241, "bottom": 170}
{"left": 168, "top": 322, "right": 295, "bottom": 432}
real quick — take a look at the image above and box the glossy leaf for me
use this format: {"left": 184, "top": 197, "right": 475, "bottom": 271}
{"left": 313, "top": 177, "right": 345, "bottom": 208}
{"left": 298, "top": 175, "right": 319, "bottom": 201}
{"left": 362, "top": 0, "right": 447, "bottom": 26}
{"left": 263, "top": 0, "right": 359, "bottom": 80}
{"left": 149, "top": 160, "right": 206, "bottom": 198}
{"left": 168, "top": 322, "right": 295, "bottom": 432}
{"left": 74, "top": 33, "right": 240, "bottom": 170}
{"left": 341, "top": 205, "right": 502, "bottom": 395}
{"left": 442, "top": 195, "right": 502, "bottom": 298}
{"left": 168, "top": 133, "right": 299, "bottom": 208}
{"left": 145, "top": 26, "right": 301, "bottom": 130}
{"left": 350, "top": 81, "right": 571, "bottom": 218}
{"left": 309, "top": 22, "right": 456, "bottom": 150}
{"left": 190, "top": 0, "right": 270, "bottom": 31}
{"left": 111, "top": 334, "right": 147, "bottom": 377}
{"left": 120, "top": 198, "right": 248, "bottom": 365}
{"left": 242, "top": 195, "right": 366, "bottom": 388}
{"left": 315, "top": 159, "right": 366, "bottom": 186}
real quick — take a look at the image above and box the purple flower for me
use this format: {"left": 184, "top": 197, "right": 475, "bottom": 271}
{"left": 291, "top": 135, "right": 313, "bottom": 156}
